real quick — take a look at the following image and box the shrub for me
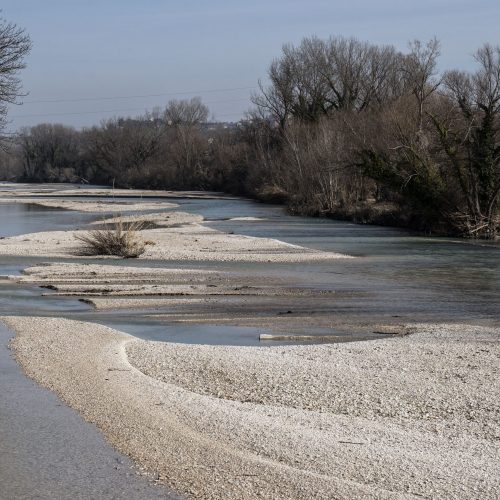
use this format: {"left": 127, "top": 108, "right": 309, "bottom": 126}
{"left": 76, "top": 218, "right": 146, "bottom": 258}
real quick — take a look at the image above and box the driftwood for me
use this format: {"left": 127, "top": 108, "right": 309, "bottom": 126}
{"left": 259, "top": 333, "right": 342, "bottom": 342}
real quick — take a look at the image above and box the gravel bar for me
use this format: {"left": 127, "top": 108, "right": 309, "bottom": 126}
{"left": 4, "top": 316, "right": 499, "bottom": 499}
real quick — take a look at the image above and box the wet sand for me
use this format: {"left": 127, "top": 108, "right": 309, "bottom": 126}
{"left": 4, "top": 316, "right": 499, "bottom": 499}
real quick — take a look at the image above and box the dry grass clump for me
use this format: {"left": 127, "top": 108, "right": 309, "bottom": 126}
{"left": 76, "top": 219, "right": 146, "bottom": 258}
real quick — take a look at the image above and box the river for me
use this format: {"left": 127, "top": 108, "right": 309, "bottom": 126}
{"left": 0, "top": 186, "right": 499, "bottom": 348}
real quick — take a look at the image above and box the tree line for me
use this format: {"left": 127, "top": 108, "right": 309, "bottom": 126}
{"left": 1, "top": 29, "right": 499, "bottom": 238}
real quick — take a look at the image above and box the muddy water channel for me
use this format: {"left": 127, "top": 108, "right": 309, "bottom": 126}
{"left": 1, "top": 191, "right": 499, "bottom": 347}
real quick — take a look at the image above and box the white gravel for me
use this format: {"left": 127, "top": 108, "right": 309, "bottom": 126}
{"left": 0, "top": 222, "right": 350, "bottom": 262}
{"left": 4, "top": 316, "right": 499, "bottom": 499}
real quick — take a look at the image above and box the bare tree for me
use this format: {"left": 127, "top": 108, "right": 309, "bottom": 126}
{"left": 253, "top": 36, "right": 406, "bottom": 127}
{"left": 0, "top": 15, "right": 31, "bottom": 133}
{"left": 163, "top": 98, "right": 210, "bottom": 187}
{"left": 19, "top": 124, "right": 82, "bottom": 182}
{"left": 0, "top": 138, "right": 22, "bottom": 179}
{"left": 84, "top": 116, "right": 166, "bottom": 186}
{"left": 251, "top": 55, "right": 296, "bottom": 129}
{"left": 163, "top": 97, "right": 208, "bottom": 126}
{"left": 403, "top": 38, "right": 441, "bottom": 132}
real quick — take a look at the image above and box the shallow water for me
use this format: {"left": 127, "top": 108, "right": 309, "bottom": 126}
{"left": 172, "top": 197, "right": 500, "bottom": 325}
{"left": 0, "top": 321, "right": 179, "bottom": 499}
{"left": 0, "top": 203, "right": 96, "bottom": 237}
{"left": 0, "top": 187, "right": 498, "bottom": 347}
{"left": 94, "top": 318, "right": 387, "bottom": 346}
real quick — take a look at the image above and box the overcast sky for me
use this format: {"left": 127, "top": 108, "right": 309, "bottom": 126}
{"left": 3, "top": 0, "right": 499, "bottom": 131}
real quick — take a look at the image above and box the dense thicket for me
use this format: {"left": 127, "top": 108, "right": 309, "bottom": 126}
{"left": 1, "top": 37, "right": 499, "bottom": 238}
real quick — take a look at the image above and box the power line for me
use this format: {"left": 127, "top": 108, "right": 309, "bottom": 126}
{"left": 22, "top": 85, "right": 256, "bottom": 105}
{"left": 10, "top": 97, "right": 251, "bottom": 119}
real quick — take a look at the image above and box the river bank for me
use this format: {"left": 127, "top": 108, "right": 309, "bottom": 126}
{"left": 4, "top": 316, "right": 499, "bottom": 499}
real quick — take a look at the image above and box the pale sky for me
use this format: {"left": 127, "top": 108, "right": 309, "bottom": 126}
{"left": 2, "top": 0, "right": 499, "bottom": 131}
